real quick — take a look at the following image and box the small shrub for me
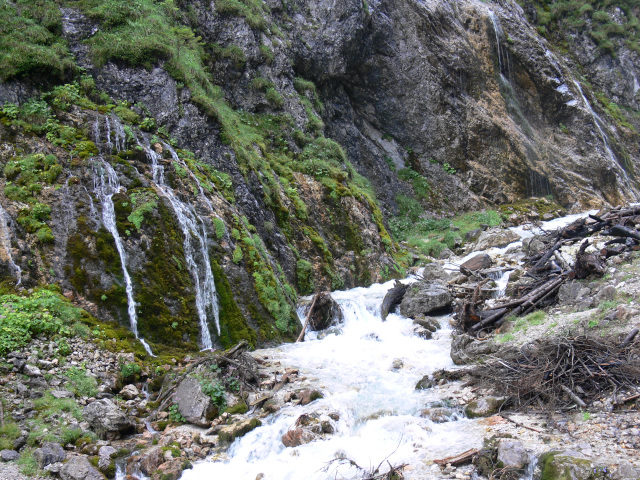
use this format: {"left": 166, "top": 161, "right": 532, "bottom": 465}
{"left": 65, "top": 366, "right": 99, "bottom": 397}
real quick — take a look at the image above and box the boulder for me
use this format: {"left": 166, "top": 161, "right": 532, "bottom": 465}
{"left": 523, "top": 236, "right": 546, "bottom": 255}
{"left": 497, "top": 439, "right": 528, "bottom": 469}
{"left": 51, "top": 390, "right": 74, "bottom": 399}
{"left": 413, "top": 316, "right": 440, "bottom": 332}
{"left": 399, "top": 281, "right": 451, "bottom": 318}
{"left": 0, "top": 450, "right": 19, "bottom": 462}
{"left": 474, "top": 229, "right": 519, "bottom": 250}
{"left": 420, "top": 407, "right": 455, "bottom": 423}
{"left": 97, "top": 445, "right": 117, "bottom": 472}
{"left": 558, "top": 283, "right": 591, "bottom": 306}
{"left": 465, "top": 228, "right": 482, "bottom": 242}
{"left": 381, "top": 281, "right": 409, "bottom": 320}
{"left": 82, "top": 399, "right": 135, "bottom": 439}
{"left": 450, "top": 334, "right": 498, "bottom": 365}
{"left": 23, "top": 364, "right": 42, "bottom": 377}
{"left": 460, "top": 254, "right": 492, "bottom": 271}
{"left": 119, "top": 384, "right": 139, "bottom": 400}
{"left": 464, "top": 396, "right": 507, "bottom": 418}
{"left": 281, "top": 413, "right": 326, "bottom": 448}
{"left": 415, "top": 375, "right": 434, "bottom": 390}
{"left": 298, "top": 389, "right": 324, "bottom": 406}
{"left": 172, "top": 376, "right": 217, "bottom": 427}
{"left": 34, "top": 442, "right": 66, "bottom": 468}
{"left": 218, "top": 419, "right": 261, "bottom": 444}
{"left": 139, "top": 447, "right": 164, "bottom": 475}
{"left": 421, "top": 263, "right": 450, "bottom": 282}
{"left": 60, "top": 455, "right": 106, "bottom": 480}
{"left": 594, "top": 285, "right": 616, "bottom": 306}
{"left": 307, "top": 292, "right": 344, "bottom": 331}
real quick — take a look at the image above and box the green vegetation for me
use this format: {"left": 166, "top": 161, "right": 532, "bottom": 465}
{"left": 532, "top": 0, "right": 640, "bottom": 55}
{"left": 64, "top": 366, "right": 99, "bottom": 397}
{"left": 0, "top": 0, "right": 76, "bottom": 82}
{"left": 127, "top": 190, "right": 158, "bottom": 230}
{"left": 0, "top": 288, "right": 88, "bottom": 356}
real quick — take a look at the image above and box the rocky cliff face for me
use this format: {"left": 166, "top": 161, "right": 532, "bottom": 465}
{"left": 0, "top": 0, "right": 638, "bottom": 353}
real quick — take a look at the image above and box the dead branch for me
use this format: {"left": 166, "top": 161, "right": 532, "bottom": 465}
{"left": 434, "top": 448, "right": 478, "bottom": 466}
{"left": 296, "top": 293, "right": 321, "bottom": 342}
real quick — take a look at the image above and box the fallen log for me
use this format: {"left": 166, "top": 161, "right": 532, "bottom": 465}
{"left": 621, "top": 328, "right": 639, "bottom": 347}
{"left": 434, "top": 448, "right": 478, "bottom": 467}
{"left": 560, "top": 385, "right": 587, "bottom": 408}
{"left": 600, "top": 245, "right": 627, "bottom": 258}
{"left": 574, "top": 240, "right": 606, "bottom": 279}
{"left": 607, "top": 225, "right": 640, "bottom": 241}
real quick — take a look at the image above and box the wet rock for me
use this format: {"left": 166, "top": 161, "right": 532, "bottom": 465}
{"left": 299, "top": 389, "right": 324, "bottom": 406}
{"left": 523, "top": 236, "right": 546, "bottom": 255}
{"left": 119, "top": 384, "right": 139, "bottom": 400}
{"left": 281, "top": 413, "right": 327, "bottom": 448}
{"left": 399, "top": 281, "right": 451, "bottom": 318}
{"left": 218, "top": 419, "right": 262, "bottom": 444}
{"left": 420, "top": 407, "right": 456, "bottom": 423}
{"left": 474, "top": 229, "right": 519, "bottom": 250}
{"left": 60, "top": 455, "right": 106, "bottom": 480}
{"left": 307, "top": 292, "right": 344, "bottom": 331}
{"left": 281, "top": 428, "right": 317, "bottom": 447}
{"left": 464, "top": 396, "right": 507, "bottom": 418}
{"left": 34, "top": 442, "right": 66, "bottom": 468}
{"left": 415, "top": 375, "right": 434, "bottom": 390}
{"left": 413, "top": 325, "right": 433, "bottom": 339}
{"left": 139, "top": 447, "right": 164, "bottom": 475}
{"left": 391, "top": 359, "right": 403, "bottom": 370}
{"left": 450, "top": 334, "right": 498, "bottom": 365}
{"left": 98, "top": 446, "right": 117, "bottom": 472}
{"left": 460, "top": 254, "right": 492, "bottom": 271}
{"left": 413, "top": 316, "right": 440, "bottom": 332}
{"left": 381, "top": 281, "right": 409, "bottom": 320}
{"left": 173, "top": 376, "right": 217, "bottom": 427}
{"left": 497, "top": 439, "right": 528, "bottom": 469}
{"left": 0, "top": 450, "right": 19, "bottom": 462}
{"left": 82, "top": 399, "right": 135, "bottom": 439}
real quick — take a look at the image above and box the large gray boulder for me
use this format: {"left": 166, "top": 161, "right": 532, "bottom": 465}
{"left": 34, "top": 442, "right": 65, "bottom": 468}
{"left": 173, "top": 376, "right": 217, "bottom": 427}
{"left": 497, "top": 439, "right": 528, "bottom": 469}
{"left": 82, "top": 399, "right": 135, "bottom": 439}
{"left": 399, "top": 281, "right": 451, "bottom": 318}
{"left": 307, "top": 293, "right": 344, "bottom": 331}
{"left": 421, "top": 263, "right": 450, "bottom": 282}
{"left": 450, "top": 334, "right": 498, "bottom": 365}
{"left": 460, "top": 254, "right": 492, "bottom": 271}
{"left": 474, "top": 229, "right": 520, "bottom": 250}
{"left": 60, "top": 455, "right": 106, "bottom": 480}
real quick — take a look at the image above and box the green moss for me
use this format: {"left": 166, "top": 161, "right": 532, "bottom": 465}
{"left": 296, "top": 259, "right": 315, "bottom": 295}
{"left": 225, "top": 399, "right": 248, "bottom": 415}
{"left": 127, "top": 189, "right": 158, "bottom": 230}
{"left": 210, "top": 258, "right": 256, "bottom": 348}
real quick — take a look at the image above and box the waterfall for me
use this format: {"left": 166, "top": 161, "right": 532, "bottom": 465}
{"left": 572, "top": 80, "right": 637, "bottom": 196}
{"left": 488, "top": 11, "right": 510, "bottom": 79}
{"left": 136, "top": 135, "right": 218, "bottom": 348}
{"left": 0, "top": 203, "right": 21, "bottom": 285}
{"left": 92, "top": 118, "right": 155, "bottom": 357}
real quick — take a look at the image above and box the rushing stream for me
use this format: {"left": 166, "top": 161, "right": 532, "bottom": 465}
{"left": 180, "top": 210, "right": 600, "bottom": 480}
{"left": 182, "top": 279, "right": 483, "bottom": 480}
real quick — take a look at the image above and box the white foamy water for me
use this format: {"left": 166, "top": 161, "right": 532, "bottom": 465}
{"left": 183, "top": 280, "right": 483, "bottom": 480}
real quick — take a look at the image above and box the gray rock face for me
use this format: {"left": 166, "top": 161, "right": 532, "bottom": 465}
{"left": 60, "top": 455, "right": 106, "bottom": 480}
{"left": 400, "top": 282, "right": 452, "bottom": 318}
{"left": 33, "top": 442, "right": 66, "bottom": 468}
{"left": 173, "top": 376, "right": 216, "bottom": 427}
{"left": 420, "top": 263, "right": 450, "bottom": 282}
{"left": 82, "top": 399, "right": 135, "bottom": 439}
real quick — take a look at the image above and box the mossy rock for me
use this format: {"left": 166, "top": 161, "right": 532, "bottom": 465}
{"left": 225, "top": 399, "right": 248, "bottom": 415}
{"left": 539, "top": 451, "right": 595, "bottom": 480}
{"left": 218, "top": 418, "right": 261, "bottom": 444}
{"left": 464, "top": 396, "right": 507, "bottom": 418}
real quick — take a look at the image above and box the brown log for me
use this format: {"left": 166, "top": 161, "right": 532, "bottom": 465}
{"left": 621, "top": 328, "right": 639, "bottom": 347}
{"left": 619, "top": 393, "right": 640, "bottom": 404}
{"left": 433, "top": 448, "right": 478, "bottom": 467}
{"left": 601, "top": 245, "right": 626, "bottom": 258}
{"left": 608, "top": 225, "right": 640, "bottom": 240}
{"left": 529, "top": 240, "right": 564, "bottom": 273}
{"left": 560, "top": 385, "right": 586, "bottom": 408}
{"left": 574, "top": 240, "right": 606, "bottom": 279}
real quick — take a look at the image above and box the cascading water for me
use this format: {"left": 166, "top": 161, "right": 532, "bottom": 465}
{"left": 92, "top": 118, "right": 155, "bottom": 357}
{"left": 136, "top": 136, "right": 218, "bottom": 348}
{"left": 0, "top": 203, "right": 21, "bottom": 285}
{"left": 488, "top": 11, "right": 511, "bottom": 80}
{"left": 572, "top": 80, "right": 637, "bottom": 197}
{"left": 183, "top": 281, "right": 483, "bottom": 480}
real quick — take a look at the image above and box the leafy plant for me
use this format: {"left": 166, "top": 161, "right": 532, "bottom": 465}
{"left": 64, "top": 367, "right": 99, "bottom": 397}
{"left": 168, "top": 404, "right": 185, "bottom": 423}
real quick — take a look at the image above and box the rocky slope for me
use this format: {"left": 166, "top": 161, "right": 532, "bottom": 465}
{"left": 0, "top": 0, "right": 639, "bottom": 353}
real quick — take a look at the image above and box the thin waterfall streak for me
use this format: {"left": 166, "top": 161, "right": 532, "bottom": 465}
{"left": 137, "top": 135, "right": 218, "bottom": 346}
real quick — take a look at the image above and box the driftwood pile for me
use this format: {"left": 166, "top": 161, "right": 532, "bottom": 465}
{"left": 457, "top": 205, "right": 640, "bottom": 336}
{"left": 468, "top": 334, "right": 640, "bottom": 410}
